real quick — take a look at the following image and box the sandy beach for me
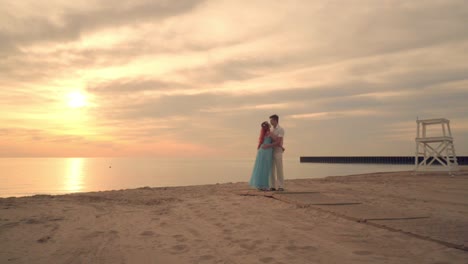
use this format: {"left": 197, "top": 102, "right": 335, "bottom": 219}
{"left": 1, "top": 169, "right": 467, "bottom": 264}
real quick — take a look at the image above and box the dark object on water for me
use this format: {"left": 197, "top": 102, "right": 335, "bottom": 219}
{"left": 300, "top": 156, "right": 468, "bottom": 165}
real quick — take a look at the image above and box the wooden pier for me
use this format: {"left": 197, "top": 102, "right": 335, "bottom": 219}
{"left": 299, "top": 156, "right": 468, "bottom": 165}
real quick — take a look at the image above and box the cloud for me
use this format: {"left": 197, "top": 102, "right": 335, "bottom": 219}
{"left": 287, "top": 110, "right": 379, "bottom": 121}
{"left": 88, "top": 78, "right": 192, "bottom": 94}
{"left": 293, "top": 0, "right": 468, "bottom": 60}
{"left": 1, "top": 0, "right": 468, "bottom": 157}
{"left": 0, "top": 0, "right": 206, "bottom": 47}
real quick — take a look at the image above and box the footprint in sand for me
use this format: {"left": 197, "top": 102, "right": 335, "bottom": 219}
{"left": 173, "top": 234, "right": 187, "bottom": 242}
{"left": 285, "top": 245, "right": 297, "bottom": 251}
{"left": 2, "top": 222, "right": 19, "bottom": 229}
{"left": 37, "top": 236, "right": 51, "bottom": 243}
{"left": 214, "top": 222, "right": 224, "bottom": 228}
{"left": 44, "top": 223, "right": 60, "bottom": 232}
{"left": 268, "top": 244, "right": 279, "bottom": 251}
{"left": 233, "top": 238, "right": 249, "bottom": 244}
{"left": 353, "top": 250, "right": 373, "bottom": 255}
{"left": 140, "top": 231, "right": 155, "bottom": 236}
{"left": 286, "top": 245, "right": 317, "bottom": 252}
{"left": 198, "top": 255, "right": 215, "bottom": 261}
{"left": 303, "top": 246, "right": 317, "bottom": 251}
{"left": 236, "top": 223, "right": 249, "bottom": 229}
{"left": 259, "top": 257, "right": 274, "bottom": 263}
{"left": 24, "top": 218, "right": 43, "bottom": 224}
{"left": 240, "top": 243, "right": 252, "bottom": 250}
{"left": 240, "top": 239, "right": 262, "bottom": 250}
{"left": 193, "top": 209, "right": 202, "bottom": 215}
{"left": 187, "top": 228, "right": 200, "bottom": 237}
{"left": 170, "top": 244, "right": 189, "bottom": 253}
{"left": 85, "top": 231, "right": 105, "bottom": 238}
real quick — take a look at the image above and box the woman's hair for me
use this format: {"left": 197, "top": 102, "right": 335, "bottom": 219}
{"left": 258, "top": 121, "right": 270, "bottom": 149}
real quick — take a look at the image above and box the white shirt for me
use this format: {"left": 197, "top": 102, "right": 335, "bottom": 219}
{"left": 273, "top": 125, "right": 285, "bottom": 138}
{"left": 272, "top": 125, "right": 285, "bottom": 152}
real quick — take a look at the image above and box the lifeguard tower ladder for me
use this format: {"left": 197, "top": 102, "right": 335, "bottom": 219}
{"left": 415, "top": 118, "right": 458, "bottom": 174}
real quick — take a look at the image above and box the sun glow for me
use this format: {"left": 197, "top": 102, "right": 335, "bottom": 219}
{"left": 67, "top": 91, "right": 87, "bottom": 108}
{"left": 64, "top": 158, "right": 84, "bottom": 192}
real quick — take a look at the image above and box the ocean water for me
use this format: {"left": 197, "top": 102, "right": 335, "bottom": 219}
{"left": 0, "top": 157, "right": 415, "bottom": 198}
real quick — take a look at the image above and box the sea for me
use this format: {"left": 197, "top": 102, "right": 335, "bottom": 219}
{"left": 0, "top": 157, "right": 416, "bottom": 198}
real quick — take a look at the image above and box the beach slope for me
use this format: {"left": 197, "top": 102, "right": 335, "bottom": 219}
{"left": 1, "top": 169, "right": 467, "bottom": 263}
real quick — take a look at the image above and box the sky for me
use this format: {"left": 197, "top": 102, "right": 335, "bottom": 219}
{"left": 1, "top": 0, "right": 467, "bottom": 158}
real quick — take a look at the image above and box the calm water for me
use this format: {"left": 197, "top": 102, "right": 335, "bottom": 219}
{"left": 0, "top": 158, "right": 415, "bottom": 198}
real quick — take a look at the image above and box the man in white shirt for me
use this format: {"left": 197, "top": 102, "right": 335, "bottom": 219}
{"left": 262, "top": 114, "right": 285, "bottom": 191}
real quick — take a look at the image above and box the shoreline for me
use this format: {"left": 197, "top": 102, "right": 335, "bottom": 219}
{"left": 0, "top": 158, "right": 419, "bottom": 199}
{"left": 1, "top": 169, "right": 467, "bottom": 263}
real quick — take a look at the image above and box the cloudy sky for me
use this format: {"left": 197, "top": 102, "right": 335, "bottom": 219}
{"left": 1, "top": 0, "right": 467, "bottom": 158}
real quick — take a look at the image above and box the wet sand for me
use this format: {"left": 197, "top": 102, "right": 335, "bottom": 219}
{"left": 1, "top": 169, "right": 467, "bottom": 263}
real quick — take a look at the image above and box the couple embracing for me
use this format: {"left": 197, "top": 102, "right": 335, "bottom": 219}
{"left": 249, "top": 114, "right": 285, "bottom": 191}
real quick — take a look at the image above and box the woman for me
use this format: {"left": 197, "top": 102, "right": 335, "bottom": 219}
{"left": 249, "top": 121, "right": 280, "bottom": 191}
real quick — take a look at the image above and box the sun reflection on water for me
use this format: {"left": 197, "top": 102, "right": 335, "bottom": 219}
{"left": 65, "top": 158, "right": 84, "bottom": 193}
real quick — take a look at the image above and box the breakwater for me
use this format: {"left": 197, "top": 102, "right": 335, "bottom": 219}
{"left": 299, "top": 156, "right": 468, "bottom": 165}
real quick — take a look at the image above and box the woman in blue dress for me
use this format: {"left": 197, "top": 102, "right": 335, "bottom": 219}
{"left": 249, "top": 121, "right": 279, "bottom": 191}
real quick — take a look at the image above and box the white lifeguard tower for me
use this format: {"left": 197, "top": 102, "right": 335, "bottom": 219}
{"left": 415, "top": 118, "right": 458, "bottom": 174}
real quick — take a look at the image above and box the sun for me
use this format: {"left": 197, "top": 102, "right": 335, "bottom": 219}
{"left": 67, "top": 91, "right": 87, "bottom": 108}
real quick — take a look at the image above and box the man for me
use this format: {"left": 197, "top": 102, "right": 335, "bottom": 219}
{"left": 262, "top": 114, "right": 285, "bottom": 191}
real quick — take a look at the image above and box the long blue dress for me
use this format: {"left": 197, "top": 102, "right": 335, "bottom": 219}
{"left": 249, "top": 137, "right": 273, "bottom": 189}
